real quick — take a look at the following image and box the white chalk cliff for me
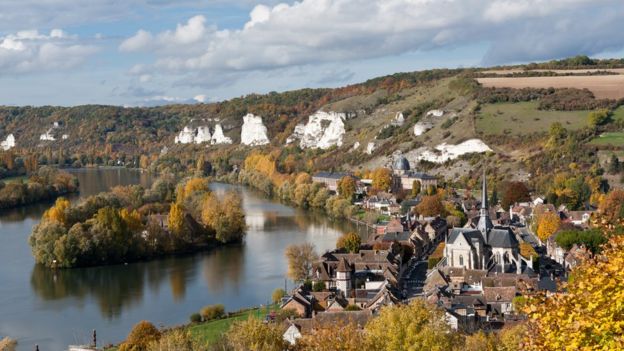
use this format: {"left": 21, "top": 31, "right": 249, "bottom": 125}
{"left": 40, "top": 129, "right": 56, "bottom": 141}
{"left": 426, "top": 110, "right": 444, "bottom": 118}
{"left": 366, "top": 142, "right": 376, "bottom": 155}
{"left": 194, "top": 126, "right": 212, "bottom": 144}
{"left": 175, "top": 126, "right": 195, "bottom": 144}
{"left": 240, "top": 113, "right": 270, "bottom": 146}
{"left": 1, "top": 134, "right": 15, "bottom": 150}
{"left": 408, "top": 139, "right": 492, "bottom": 163}
{"left": 392, "top": 112, "right": 405, "bottom": 126}
{"left": 211, "top": 124, "right": 232, "bottom": 145}
{"left": 288, "top": 111, "right": 346, "bottom": 149}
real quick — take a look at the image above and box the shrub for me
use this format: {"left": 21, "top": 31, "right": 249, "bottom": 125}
{"left": 271, "top": 288, "right": 286, "bottom": 304}
{"left": 312, "top": 281, "right": 326, "bottom": 292}
{"left": 200, "top": 304, "right": 225, "bottom": 321}
{"left": 189, "top": 313, "right": 202, "bottom": 324}
{"left": 428, "top": 257, "right": 441, "bottom": 269}
{"left": 119, "top": 320, "right": 161, "bottom": 351}
{"left": 345, "top": 304, "right": 361, "bottom": 311}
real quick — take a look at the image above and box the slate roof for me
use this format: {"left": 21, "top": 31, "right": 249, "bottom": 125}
{"left": 483, "top": 286, "right": 517, "bottom": 303}
{"left": 447, "top": 228, "right": 485, "bottom": 246}
{"left": 487, "top": 227, "right": 519, "bottom": 248}
{"left": 393, "top": 156, "right": 410, "bottom": 171}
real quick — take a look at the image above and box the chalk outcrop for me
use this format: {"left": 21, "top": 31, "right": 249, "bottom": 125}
{"left": 288, "top": 111, "right": 346, "bottom": 149}
{"left": 392, "top": 112, "right": 405, "bottom": 126}
{"left": 240, "top": 114, "right": 270, "bottom": 146}
{"left": 413, "top": 122, "right": 433, "bottom": 136}
{"left": 40, "top": 129, "right": 56, "bottom": 141}
{"left": 366, "top": 142, "right": 376, "bottom": 155}
{"left": 211, "top": 124, "right": 232, "bottom": 145}
{"left": 426, "top": 110, "right": 444, "bottom": 118}
{"left": 175, "top": 126, "right": 195, "bottom": 144}
{"left": 194, "top": 126, "right": 212, "bottom": 144}
{"left": 1, "top": 134, "right": 15, "bottom": 150}
{"left": 408, "top": 139, "right": 492, "bottom": 163}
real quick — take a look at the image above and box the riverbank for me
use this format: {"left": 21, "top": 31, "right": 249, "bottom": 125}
{"left": 0, "top": 167, "right": 79, "bottom": 210}
{"left": 103, "top": 305, "right": 278, "bottom": 351}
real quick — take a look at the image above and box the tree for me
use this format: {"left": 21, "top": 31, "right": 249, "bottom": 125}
{"left": 200, "top": 304, "right": 225, "bottom": 321}
{"left": 599, "top": 189, "right": 624, "bottom": 225}
{"left": 201, "top": 191, "right": 246, "bottom": 243}
{"left": 119, "top": 320, "right": 161, "bottom": 351}
{"left": 536, "top": 212, "right": 561, "bottom": 242}
{"left": 588, "top": 108, "right": 610, "bottom": 128}
{"left": 411, "top": 180, "right": 421, "bottom": 197}
{"left": 490, "top": 187, "right": 499, "bottom": 206}
{"left": 546, "top": 122, "right": 567, "bottom": 148}
{"left": 285, "top": 243, "right": 318, "bottom": 282}
{"left": 297, "top": 321, "right": 365, "bottom": 351}
{"left": 168, "top": 202, "right": 187, "bottom": 238}
{"left": 372, "top": 168, "right": 392, "bottom": 191}
{"left": 337, "top": 176, "right": 356, "bottom": 200}
{"left": 519, "top": 242, "right": 537, "bottom": 259}
{"left": 0, "top": 337, "right": 17, "bottom": 351}
{"left": 271, "top": 288, "right": 286, "bottom": 304}
{"left": 416, "top": 195, "right": 446, "bottom": 217}
{"left": 555, "top": 229, "right": 607, "bottom": 254}
{"left": 607, "top": 154, "right": 621, "bottom": 175}
{"left": 43, "top": 197, "right": 71, "bottom": 227}
{"left": 226, "top": 317, "right": 287, "bottom": 351}
{"left": 336, "top": 232, "right": 361, "bottom": 253}
{"left": 364, "top": 299, "right": 461, "bottom": 350}
{"left": 501, "top": 182, "right": 530, "bottom": 210}
{"left": 524, "top": 234, "right": 624, "bottom": 350}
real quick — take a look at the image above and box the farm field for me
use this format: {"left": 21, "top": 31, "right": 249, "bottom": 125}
{"left": 483, "top": 68, "right": 624, "bottom": 75}
{"left": 588, "top": 132, "right": 624, "bottom": 147}
{"left": 477, "top": 75, "right": 624, "bottom": 99}
{"left": 476, "top": 101, "right": 590, "bottom": 136}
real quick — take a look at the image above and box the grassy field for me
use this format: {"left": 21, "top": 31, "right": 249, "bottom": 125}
{"left": 477, "top": 75, "right": 624, "bottom": 99}
{"left": 0, "top": 175, "right": 27, "bottom": 183}
{"left": 612, "top": 106, "right": 624, "bottom": 123}
{"left": 189, "top": 307, "right": 272, "bottom": 345}
{"left": 588, "top": 132, "right": 624, "bottom": 147}
{"left": 476, "top": 101, "right": 590, "bottom": 135}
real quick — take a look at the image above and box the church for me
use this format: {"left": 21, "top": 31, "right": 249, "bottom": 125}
{"left": 444, "top": 172, "right": 532, "bottom": 274}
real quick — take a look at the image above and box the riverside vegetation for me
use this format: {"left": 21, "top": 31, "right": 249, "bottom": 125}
{"left": 0, "top": 166, "right": 79, "bottom": 209}
{"left": 28, "top": 176, "right": 246, "bottom": 268}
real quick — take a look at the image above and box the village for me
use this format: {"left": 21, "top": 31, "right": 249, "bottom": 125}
{"left": 276, "top": 156, "right": 595, "bottom": 346}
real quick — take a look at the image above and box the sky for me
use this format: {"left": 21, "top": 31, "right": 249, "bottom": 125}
{"left": 1, "top": 0, "right": 624, "bottom": 107}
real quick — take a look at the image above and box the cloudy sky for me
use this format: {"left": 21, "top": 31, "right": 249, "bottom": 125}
{"left": 1, "top": 0, "right": 624, "bottom": 106}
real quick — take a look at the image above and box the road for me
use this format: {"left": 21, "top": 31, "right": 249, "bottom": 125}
{"left": 401, "top": 259, "right": 428, "bottom": 299}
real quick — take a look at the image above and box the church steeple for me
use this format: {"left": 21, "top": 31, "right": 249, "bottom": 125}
{"left": 477, "top": 169, "right": 493, "bottom": 238}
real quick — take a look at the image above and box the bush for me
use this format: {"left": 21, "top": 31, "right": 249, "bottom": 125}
{"left": 271, "top": 288, "right": 286, "bottom": 304}
{"left": 312, "top": 281, "right": 326, "bottom": 292}
{"left": 119, "top": 320, "right": 161, "bottom": 351}
{"left": 345, "top": 304, "right": 361, "bottom": 311}
{"left": 189, "top": 313, "right": 202, "bottom": 324}
{"left": 200, "top": 304, "right": 225, "bottom": 321}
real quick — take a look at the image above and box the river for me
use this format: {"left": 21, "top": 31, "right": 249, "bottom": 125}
{"left": 0, "top": 168, "right": 354, "bottom": 350}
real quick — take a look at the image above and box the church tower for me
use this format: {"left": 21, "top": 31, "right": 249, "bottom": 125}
{"left": 336, "top": 257, "right": 351, "bottom": 297}
{"left": 477, "top": 169, "right": 493, "bottom": 240}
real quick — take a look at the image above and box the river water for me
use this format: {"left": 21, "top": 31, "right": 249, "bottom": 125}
{"left": 0, "top": 168, "right": 353, "bottom": 350}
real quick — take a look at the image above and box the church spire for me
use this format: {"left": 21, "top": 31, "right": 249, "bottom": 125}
{"left": 477, "top": 168, "right": 493, "bottom": 237}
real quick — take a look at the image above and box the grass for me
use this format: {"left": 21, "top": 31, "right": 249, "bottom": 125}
{"left": 588, "top": 132, "right": 624, "bottom": 147}
{"left": 188, "top": 308, "right": 266, "bottom": 345}
{"left": 0, "top": 175, "right": 27, "bottom": 183}
{"left": 611, "top": 106, "right": 624, "bottom": 123}
{"left": 476, "top": 101, "right": 591, "bottom": 136}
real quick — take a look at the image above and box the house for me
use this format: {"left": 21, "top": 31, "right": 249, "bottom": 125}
{"left": 546, "top": 235, "right": 566, "bottom": 265}
{"left": 391, "top": 156, "right": 437, "bottom": 192}
{"left": 562, "top": 210, "right": 594, "bottom": 227}
{"left": 483, "top": 286, "right": 517, "bottom": 317}
{"left": 281, "top": 289, "right": 315, "bottom": 318}
{"left": 282, "top": 310, "right": 373, "bottom": 345}
{"left": 510, "top": 205, "right": 532, "bottom": 225}
{"left": 312, "top": 172, "right": 359, "bottom": 193}
{"left": 564, "top": 244, "right": 590, "bottom": 270}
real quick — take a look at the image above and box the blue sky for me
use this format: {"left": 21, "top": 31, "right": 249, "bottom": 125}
{"left": 0, "top": 0, "right": 623, "bottom": 107}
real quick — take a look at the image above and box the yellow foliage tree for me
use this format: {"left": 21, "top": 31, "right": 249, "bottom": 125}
{"left": 120, "top": 208, "right": 143, "bottom": 233}
{"left": 167, "top": 203, "right": 186, "bottom": 238}
{"left": 364, "top": 299, "right": 462, "bottom": 350}
{"left": 43, "top": 197, "right": 71, "bottom": 227}
{"left": 536, "top": 212, "right": 560, "bottom": 242}
{"left": 519, "top": 242, "right": 537, "bottom": 259}
{"left": 524, "top": 234, "right": 624, "bottom": 350}
{"left": 371, "top": 168, "right": 392, "bottom": 191}
{"left": 296, "top": 321, "right": 365, "bottom": 351}
{"left": 176, "top": 177, "right": 210, "bottom": 203}
{"left": 226, "top": 317, "right": 287, "bottom": 351}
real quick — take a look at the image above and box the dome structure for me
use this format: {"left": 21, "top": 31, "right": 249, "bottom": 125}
{"left": 393, "top": 156, "right": 410, "bottom": 175}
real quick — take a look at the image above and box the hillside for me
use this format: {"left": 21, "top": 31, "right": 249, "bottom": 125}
{"left": 1, "top": 55, "right": 624, "bottom": 190}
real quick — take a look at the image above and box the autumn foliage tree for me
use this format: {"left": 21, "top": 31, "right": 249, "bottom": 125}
{"left": 285, "top": 243, "right": 318, "bottom": 282}
{"left": 336, "top": 232, "right": 361, "bottom": 253}
{"left": 524, "top": 234, "right": 624, "bottom": 350}
{"left": 501, "top": 181, "right": 531, "bottom": 210}
{"left": 119, "top": 320, "right": 161, "bottom": 351}
{"left": 337, "top": 176, "right": 356, "bottom": 200}
{"left": 371, "top": 168, "right": 392, "bottom": 191}
{"left": 536, "top": 212, "right": 561, "bottom": 242}
{"left": 226, "top": 317, "right": 287, "bottom": 351}
{"left": 415, "top": 195, "right": 446, "bottom": 217}
{"left": 201, "top": 191, "right": 246, "bottom": 243}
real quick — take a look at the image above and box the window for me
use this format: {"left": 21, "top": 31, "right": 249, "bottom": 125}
{"left": 459, "top": 255, "right": 464, "bottom": 266}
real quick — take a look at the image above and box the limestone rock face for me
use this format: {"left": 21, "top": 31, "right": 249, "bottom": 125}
{"left": 366, "top": 142, "right": 376, "bottom": 155}
{"left": 40, "top": 129, "right": 55, "bottom": 141}
{"left": 194, "top": 126, "right": 212, "bottom": 144}
{"left": 211, "top": 124, "right": 232, "bottom": 145}
{"left": 408, "top": 139, "right": 492, "bottom": 163}
{"left": 426, "top": 110, "right": 444, "bottom": 118}
{"left": 1, "top": 134, "right": 15, "bottom": 150}
{"left": 392, "top": 112, "right": 405, "bottom": 126}
{"left": 289, "top": 111, "right": 345, "bottom": 149}
{"left": 175, "top": 126, "right": 195, "bottom": 144}
{"left": 240, "top": 113, "right": 270, "bottom": 146}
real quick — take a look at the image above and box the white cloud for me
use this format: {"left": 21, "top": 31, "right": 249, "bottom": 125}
{"left": 118, "top": 0, "right": 624, "bottom": 80}
{"left": 0, "top": 28, "right": 97, "bottom": 74}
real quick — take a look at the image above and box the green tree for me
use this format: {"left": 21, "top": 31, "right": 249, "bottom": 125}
{"left": 588, "top": 108, "right": 611, "bottom": 128}
{"left": 608, "top": 154, "right": 621, "bottom": 175}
